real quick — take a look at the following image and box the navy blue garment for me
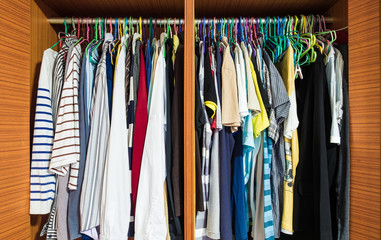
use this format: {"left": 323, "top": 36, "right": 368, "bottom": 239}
{"left": 127, "top": 49, "right": 135, "bottom": 238}
{"left": 81, "top": 234, "right": 93, "bottom": 240}
{"left": 232, "top": 129, "right": 248, "bottom": 240}
{"left": 219, "top": 126, "right": 235, "bottom": 240}
{"left": 106, "top": 51, "right": 114, "bottom": 118}
{"left": 146, "top": 40, "right": 151, "bottom": 93}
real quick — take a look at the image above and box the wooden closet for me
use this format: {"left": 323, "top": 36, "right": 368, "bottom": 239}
{"left": 0, "top": 0, "right": 379, "bottom": 239}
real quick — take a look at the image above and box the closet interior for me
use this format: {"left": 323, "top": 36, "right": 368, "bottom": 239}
{"left": 0, "top": 0, "right": 379, "bottom": 239}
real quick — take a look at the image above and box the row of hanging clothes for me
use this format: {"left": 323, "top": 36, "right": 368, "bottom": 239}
{"left": 193, "top": 15, "right": 349, "bottom": 240}
{"left": 30, "top": 17, "right": 186, "bottom": 240}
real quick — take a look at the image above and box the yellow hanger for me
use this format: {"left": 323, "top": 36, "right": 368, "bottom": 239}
{"left": 139, "top": 17, "right": 143, "bottom": 39}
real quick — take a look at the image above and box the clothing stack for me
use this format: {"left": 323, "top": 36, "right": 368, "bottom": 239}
{"left": 194, "top": 35, "right": 349, "bottom": 240}
{"left": 30, "top": 31, "right": 185, "bottom": 239}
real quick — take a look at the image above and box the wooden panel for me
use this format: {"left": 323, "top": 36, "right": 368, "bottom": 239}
{"left": 184, "top": 0, "right": 195, "bottom": 239}
{"left": 30, "top": 1, "right": 58, "bottom": 239}
{"left": 37, "top": 0, "right": 184, "bottom": 18}
{"left": 0, "top": 0, "right": 31, "bottom": 239}
{"left": 325, "top": 0, "right": 348, "bottom": 29}
{"left": 195, "top": 0, "right": 337, "bottom": 18}
{"left": 348, "top": 0, "right": 380, "bottom": 238}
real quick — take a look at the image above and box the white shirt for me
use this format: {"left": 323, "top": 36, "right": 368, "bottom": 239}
{"left": 134, "top": 44, "right": 167, "bottom": 239}
{"left": 234, "top": 44, "right": 249, "bottom": 119}
{"left": 100, "top": 35, "right": 131, "bottom": 240}
{"left": 241, "top": 42, "right": 261, "bottom": 116}
{"left": 334, "top": 47, "right": 344, "bottom": 126}
{"left": 325, "top": 48, "right": 341, "bottom": 144}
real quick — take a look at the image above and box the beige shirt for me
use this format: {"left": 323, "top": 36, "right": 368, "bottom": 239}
{"left": 221, "top": 36, "right": 240, "bottom": 131}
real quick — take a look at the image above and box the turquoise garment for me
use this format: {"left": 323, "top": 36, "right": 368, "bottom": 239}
{"left": 263, "top": 130, "right": 275, "bottom": 240}
{"left": 242, "top": 111, "right": 255, "bottom": 229}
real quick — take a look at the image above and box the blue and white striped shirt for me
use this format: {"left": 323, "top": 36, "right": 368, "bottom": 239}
{"left": 30, "top": 48, "right": 58, "bottom": 214}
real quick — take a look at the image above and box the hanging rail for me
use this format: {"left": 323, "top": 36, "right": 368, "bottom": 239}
{"left": 48, "top": 17, "right": 334, "bottom": 25}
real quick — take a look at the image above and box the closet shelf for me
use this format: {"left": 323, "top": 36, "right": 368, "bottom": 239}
{"left": 196, "top": 0, "right": 338, "bottom": 17}
{"left": 37, "top": 0, "right": 184, "bottom": 18}
{"left": 37, "top": 0, "right": 337, "bottom": 19}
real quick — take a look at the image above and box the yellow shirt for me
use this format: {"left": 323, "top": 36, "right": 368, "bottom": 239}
{"left": 249, "top": 60, "right": 270, "bottom": 137}
{"left": 276, "top": 45, "right": 300, "bottom": 235}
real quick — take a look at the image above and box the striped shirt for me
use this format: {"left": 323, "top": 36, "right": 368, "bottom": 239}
{"left": 127, "top": 36, "right": 138, "bottom": 237}
{"left": 80, "top": 33, "right": 113, "bottom": 232}
{"left": 263, "top": 130, "right": 275, "bottom": 240}
{"left": 30, "top": 48, "right": 58, "bottom": 215}
{"left": 261, "top": 50, "right": 275, "bottom": 240}
{"left": 52, "top": 37, "right": 76, "bottom": 125}
{"left": 195, "top": 42, "right": 213, "bottom": 240}
{"left": 49, "top": 44, "right": 82, "bottom": 190}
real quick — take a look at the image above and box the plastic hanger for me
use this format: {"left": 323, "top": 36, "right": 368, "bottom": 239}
{"left": 89, "top": 18, "right": 104, "bottom": 64}
{"left": 139, "top": 17, "right": 143, "bottom": 40}
{"left": 85, "top": 18, "right": 98, "bottom": 58}
{"left": 108, "top": 18, "right": 118, "bottom": 54}
{"left": 110, "top": 18, "right": 122, "bottom": 64}
{"left": 50, "top": 17, "right": 69, "bottom": 49}
{"left": 208, "top": 19, "right": 211, "bottom": 47}
{"left": 74, "top": 18, "right": 86, "bottom": 46}
{"left": 264, "top": 17, "right": 277, "bottom": 62}
{"left": 58, "top": 19, "right": 79, "bottom": 49}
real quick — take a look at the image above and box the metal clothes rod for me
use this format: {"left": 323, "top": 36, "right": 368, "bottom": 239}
{"left": 48, "top": 17, "right": 334, "bottom": 25}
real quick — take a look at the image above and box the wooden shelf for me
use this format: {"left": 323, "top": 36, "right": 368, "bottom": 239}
{"left": 37, "top": 0, "right": 184, "bottom": 18}
{"left": 37, "top": 0, "right": 337, "bottom": 18}
{"left": 196, "top": 0, "right": 338, "bottom": 17}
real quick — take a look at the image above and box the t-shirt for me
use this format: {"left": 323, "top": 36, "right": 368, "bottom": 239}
{"left": 241, "top": 42, "right": 261, "bottom": 116}
{"left": 275, "top": 45, "right": 300, "bottom": 235}
{"left": 234, "top": 43, "right": 249, "bottom": 119}
{"left": 220, "top": 37, "right": 240, "bottom": 131}
{"left": 249, "top": 60, "right": 269, "bottom": 137}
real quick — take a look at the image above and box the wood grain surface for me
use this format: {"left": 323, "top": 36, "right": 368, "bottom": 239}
{"left": 195, "top": 0, "right": 338, "bottom": 18}
{"left": 30, "top": 1, "right": 58, "bottom": 239}
{"left": 184, "top": 0, "right": 196, "bottom": 239}
{"left": 37, "top": 0, "right": 184, "bottom": 18}
{"left": 0, "top": 0, "right": 31, "bottom": 239}
{"left": 348, "top": 0, "right": 380, "bottom": 238}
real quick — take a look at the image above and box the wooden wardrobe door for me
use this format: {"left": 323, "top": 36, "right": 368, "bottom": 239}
{"left": 348, "top": 0, "right": 380, "bottom": 238}
{"left": 0, "top": 0, "right": 31, "bottom": 239}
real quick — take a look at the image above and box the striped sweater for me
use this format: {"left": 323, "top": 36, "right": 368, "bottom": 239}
{"left": 30, "top": 48, "right": 58, "bottom": 214}
{"left": 49, "top": 44, "right": 82, "bottom": 190}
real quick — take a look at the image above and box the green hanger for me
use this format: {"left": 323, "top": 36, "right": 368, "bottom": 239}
{"left": 90, "top": 18, "right": 105, "bottom": 64}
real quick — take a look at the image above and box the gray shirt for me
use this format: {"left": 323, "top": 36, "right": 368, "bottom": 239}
{"left": 263, "top": 50, "right": 290, "bottom": 238}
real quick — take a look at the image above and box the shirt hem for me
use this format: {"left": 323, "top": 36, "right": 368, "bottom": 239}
{"left": 330, "top": 136, "right": 341, "bottom": 144}
{"left": 281, "top": 228, "right": 293, "bottom": 235}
